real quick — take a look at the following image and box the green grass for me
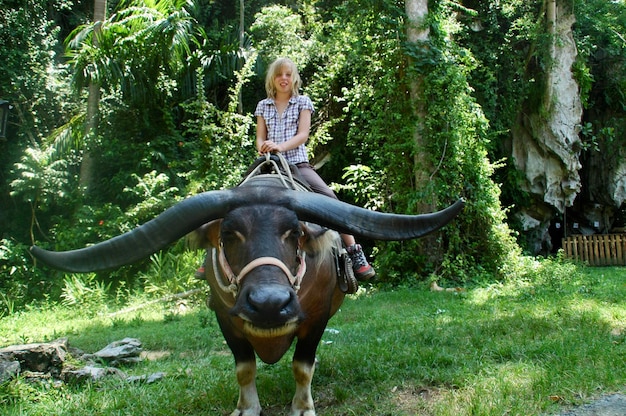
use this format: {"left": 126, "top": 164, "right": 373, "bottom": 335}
{"left": 1, "top": 265, "right": 626, "bottom": 415}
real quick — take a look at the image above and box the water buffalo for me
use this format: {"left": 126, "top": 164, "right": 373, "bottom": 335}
{"left": 31, "top": 173, "right": 463, "bottom": 416}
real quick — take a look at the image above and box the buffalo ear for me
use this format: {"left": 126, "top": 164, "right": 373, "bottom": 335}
{"left": 299, "top": 222, "right": 336, "bottom": 254}
{"left": 189, "top": 220, "right": 222, "bottom": 249}
{"left": 205, "top": 220, "right": 223, "bottom": 248}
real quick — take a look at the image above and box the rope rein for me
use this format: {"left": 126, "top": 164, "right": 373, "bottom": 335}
{"left": 239, "top": 153, "right": 300, "bottom": 190}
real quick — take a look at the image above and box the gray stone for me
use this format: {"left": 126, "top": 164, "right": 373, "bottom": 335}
{"left": 0, "top": 360, "right": 20, "bottom": 383}
{"left": 62, "top": 365, "right": 127, "bottom": 383}
{"left": 126, "top": 371, "right": 166, "bottom": 384}
{"left": 88, "top": 337, "right": 143, "bottom": 366}
{"left": 0, "top": 338, "right": 68, "bottom": 378}
{"left": 0, "top": 337, "right": 157, "bottom": 385}
{"left": 553, "top": 394, "right": 626, "bottom": 416}
{"left": 509, "top": 3, "right": 586, "bottom": 253}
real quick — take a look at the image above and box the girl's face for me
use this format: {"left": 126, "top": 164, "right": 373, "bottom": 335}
{"left": 273, "top": 65, "right": 294, "bottom": 95}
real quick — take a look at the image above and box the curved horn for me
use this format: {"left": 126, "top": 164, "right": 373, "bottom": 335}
{"left": 30, "top": 189, "right": 239, "bottom": 272}
{"left": 31, "top": 184, "right": 464, "bottom": 272}
{"left": 287, "top": 191, "right": 464, "bottom": 240}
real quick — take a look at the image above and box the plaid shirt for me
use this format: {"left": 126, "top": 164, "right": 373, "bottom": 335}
{"left": 255, "top": 95, "right": 315, "bottom": 164}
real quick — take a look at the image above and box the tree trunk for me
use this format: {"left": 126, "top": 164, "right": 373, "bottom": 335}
{"left": 405, "top": 0, "right": 433, "bottom": 202}
{"left": 237, "top": 0, "right": 244, "bottom": 114}
{"left": 544, "top": 0, "right": 557, "bottom": 110}
{"left": 79, "top": 0, "right": 107, "bottom": 194}
{"left": 404, "top": 0, "right": 441, "bottom": 265}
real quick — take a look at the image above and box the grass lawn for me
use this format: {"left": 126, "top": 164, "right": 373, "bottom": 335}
{"left": 1, "top": 264, "right": 625, "bottom": 415}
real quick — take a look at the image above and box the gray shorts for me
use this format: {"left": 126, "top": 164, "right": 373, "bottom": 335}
{"left": 295, "top": 162, "right": 338, "bottom": 200}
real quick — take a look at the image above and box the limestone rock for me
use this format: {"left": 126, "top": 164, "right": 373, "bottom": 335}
{"left": 126, "top": 371, "right": 167, "bottom": 384}
{"left": 86, "top": 337, "right": 143, "bottom": 366}
{"left": 510, "top": 2, "right": 584, "bottom": 253}
{"left": 0, "top": 360, "right": 20, "bottom": 383}
{"left": 610, "top": 161, "right": 626, "bottom": 208}
{"left": 512, "top": 8, "right": 582, "bottom": 214}
{"left": 0, "top": 337, "right": 148, "bottom": 384}
{"left": 0, "top": 338, "right": 68, "bottom": 378}
{"left": 62, "top": 365, "right": 127, "bottom": 383}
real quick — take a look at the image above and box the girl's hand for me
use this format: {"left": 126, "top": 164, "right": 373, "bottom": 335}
{"left": 260, "top": 140, "right": 281, "bottom": 154}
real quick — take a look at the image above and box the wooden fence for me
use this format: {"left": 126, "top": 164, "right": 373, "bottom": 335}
{"left": 561, "top": 234, "right": 626, "bottom": 266}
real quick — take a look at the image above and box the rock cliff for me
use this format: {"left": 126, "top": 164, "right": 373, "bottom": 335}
{"left": 508, "top": 2, "right": 626, "bottom": 254}
{"left": 509, "top": 4, "right": 584, "bottom": 253}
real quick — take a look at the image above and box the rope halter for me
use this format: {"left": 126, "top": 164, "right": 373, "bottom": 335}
{"left": 211, "top": 243, "right": 307, "bottom": 297}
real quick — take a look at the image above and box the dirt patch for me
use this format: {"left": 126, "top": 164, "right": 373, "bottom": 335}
{"left": 552, "top": 394, "right": 626, "bottom": 416}
{"left": 392, "top": 385, "right": 443, "bottom": 415}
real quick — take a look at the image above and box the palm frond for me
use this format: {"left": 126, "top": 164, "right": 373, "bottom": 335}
{"left": 45, "top": 112, "right": 87, "bottom": 158}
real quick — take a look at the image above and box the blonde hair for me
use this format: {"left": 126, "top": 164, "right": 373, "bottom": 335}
{"left": 265, "top": 57, "right": 301, "bottom": 99}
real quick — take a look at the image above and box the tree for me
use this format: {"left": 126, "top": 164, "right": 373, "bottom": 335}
{"left": 79, "top": 0, "right": 107, "bottom": 194}
{"left": 7, "top": 0, "right": 626, "bottom": 296}
{"left": 404, "top": 0, "right": 444, "bottom": 264}
{"left": 405, "top": 0, "right": 431, "bottom": 191}
{"left": 64, "top": 0, "right": 201, "bottom": 197}
{"left": 0, "top": 0, "right": 80, "bottom": 246}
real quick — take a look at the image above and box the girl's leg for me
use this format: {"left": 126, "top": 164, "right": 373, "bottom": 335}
{"left": 296, "top": 163, "right": 376, "bottom": 280}
{"left": 295, "top": 163, "right": 337, "bottom": 199}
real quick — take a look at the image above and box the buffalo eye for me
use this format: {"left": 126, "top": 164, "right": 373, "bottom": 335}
{"left": 222, "top": 229, "right": 246, "bottom": 244}
{"left": 280, "top": 227, "right": 301, "bottom": 245}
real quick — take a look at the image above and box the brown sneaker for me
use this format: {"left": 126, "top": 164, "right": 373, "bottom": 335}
{"left": 346, "top": 244, "right": 376, "bottom": 281}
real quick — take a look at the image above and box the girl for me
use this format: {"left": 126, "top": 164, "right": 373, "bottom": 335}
{"left": 255, "top": 57, "right": 375, "bottom": 281}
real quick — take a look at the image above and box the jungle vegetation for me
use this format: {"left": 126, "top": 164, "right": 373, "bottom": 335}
{"left": 1, "top": 0, "right": 625, "bottom": 312}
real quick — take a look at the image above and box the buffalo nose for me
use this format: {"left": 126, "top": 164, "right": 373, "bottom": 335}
{"left": 247, "top": 285, "right": 295, "bottom": 318}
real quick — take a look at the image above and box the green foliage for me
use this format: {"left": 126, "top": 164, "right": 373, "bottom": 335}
{"left": 61, "top": 274, "right": 112, "bottom": 314}
{"left": 0, "top": 0, "right": 79, "bottom": 250}
{"left": 50, "top": 170, "right": 180, "bottom": 251}
{"left": 572, "top": 0, "right": 626, "bottom": 160}
{"left": 0, "top": 376, "right": 44, "bottom": 407}
{"left": 139, "top": 242, "right": 205, "bottom": 297}
{"left": 183, "top": 59, "right": 257, "bottom": 191}
{"left": 455, "top": 0, "right": 626, "bottom": 252}
{"left": 571, "top": 59, "right": 594, "bottom": 110}
{"left": 10, "top": 146, "right": 72, "bottom": 246}
{"left": 4, "top": 0, "right": 626, "bottom": 307}
{"left": 511, "top": 254, "right": 584, "bottom": 295}
{"left": 0, "top": 0, "right": 77, "bottom": 140}
{"left": 334, "top": 164, "right": 385, "bottom": 211}
{"left": 66, "top": 0, "right": 201, "bottom": 102}
{"left": 51, "top": 204, "right": 126, "bottom": 251}
{"left": 10, "top": 147, "right": 70, "bottom": 208}
{"left": 123, "top": 170, "right": 182, "bottom": 226}
{"left": 305, "top": 0, "right": 518, "bottom": 283}
{"left": 0, "top": 239, "right": 50, "bottom": 315}
{"left": 573, "top": 0, "right": 626, "bottom": 109}
{"left": 250, "top": 5, "right": 312, "bottom": 68}
{"left": 453, "top": 0, "right": 547, "bottom": 208}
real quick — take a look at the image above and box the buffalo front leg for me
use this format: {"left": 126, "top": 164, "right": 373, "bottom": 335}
{"left": 290, "top": 359, "right": 316, "bottom": 415}
{"left": 230, "top": 360, "right": 261, "bottom": 416}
